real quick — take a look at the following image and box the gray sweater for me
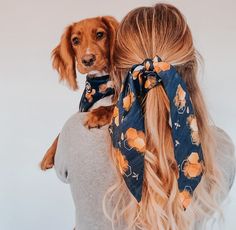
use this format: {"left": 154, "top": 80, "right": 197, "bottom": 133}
{"left": 54, "top": 111, "right": 118, "bottom": 230}
{"left": 54, "top": 108, "right": 235, "bottom": 230}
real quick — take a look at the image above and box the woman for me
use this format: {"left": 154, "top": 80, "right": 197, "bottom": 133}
{"left": 102, "top": 3, "right": 235, "bottom": 230}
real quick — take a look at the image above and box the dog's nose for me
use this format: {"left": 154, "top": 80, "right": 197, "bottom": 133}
{"left": 82, "top": 54, "right": 96, "bottom": 67}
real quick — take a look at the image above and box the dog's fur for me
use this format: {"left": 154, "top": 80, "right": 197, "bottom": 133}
{"left": 40, "top": 16, "right": 118, "bottom": 170}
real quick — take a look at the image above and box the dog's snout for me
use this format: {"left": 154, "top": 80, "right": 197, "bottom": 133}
{"left": 82, "top": 54, "right": 96, "bottom": 67}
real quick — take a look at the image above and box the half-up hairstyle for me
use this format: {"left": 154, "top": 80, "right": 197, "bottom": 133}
{"left": 103, "top": 3, "right": 233, "bottom": 230}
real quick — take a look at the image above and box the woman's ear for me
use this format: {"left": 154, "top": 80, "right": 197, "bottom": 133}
{"left": 101, "top": 16, "right": 119, "bottom": 72}
{"left": 51, "top": 25, "right": 78, "bottom": 90}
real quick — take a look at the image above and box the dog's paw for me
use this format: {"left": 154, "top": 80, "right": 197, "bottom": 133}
{"left": 40, "top": 157, "right": 54, "bottom": 171}
{"left": 40, "top": 152, "right": 54, "bottom": 171}
{"left": 84, "top": 112, "right": 107, "bottom": 129}
{"left": 84, "top": 106, "right": 114, "bottom": 129}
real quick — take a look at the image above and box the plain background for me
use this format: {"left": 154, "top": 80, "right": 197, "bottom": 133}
{"left": 0, "top": 0, "right": 236, "bottom": 229}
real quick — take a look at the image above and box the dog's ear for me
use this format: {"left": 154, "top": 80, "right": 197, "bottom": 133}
{"left": 101, "top": 16, "right": 119, "bottom": 72}
{"left": 51, "top": 25, "right": 78, "bottom": 90}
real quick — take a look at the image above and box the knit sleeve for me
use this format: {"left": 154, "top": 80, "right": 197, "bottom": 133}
{"left": 54, "top": 116, "right": 73, "bottom": 184}
{"left": 213, "top": 126, "right": 236, "bottom": 190}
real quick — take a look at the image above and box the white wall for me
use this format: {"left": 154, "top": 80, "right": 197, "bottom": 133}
{"left": 0, "top": 0, "right": 235, "bottom": 229}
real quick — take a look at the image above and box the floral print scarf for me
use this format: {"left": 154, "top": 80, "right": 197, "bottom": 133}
{"left": 109, "top": 56, "right": 204, "bottom": 209}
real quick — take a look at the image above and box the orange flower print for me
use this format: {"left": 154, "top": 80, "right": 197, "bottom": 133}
{"left": 153, "top": 61, "right": 170, "bottom": 73}
{"left": 132, "top": 65, "right": 143, "bottom": 79}
{"left": 179, "top": 190, "right": 192, "bottom": 209}
{"left": 144, "top": 76, "right": 157, "bottom": 89}
{"left": 174, "top": 84, "right": 186, "bottom": 110}
{"left": 183, "top": 152, "right": 203, "bottom": 178}
{"left": 113, "top": 148, "right": 129, "bottom": 175}
{"left": 113, "top": 106, "right": 119, "bottom": 126}
{"left": 187, "top": 115, "right": 200, "bottom": 145}
{"left": 99, "top": 80, "right": 114, "bottom": 93}
{"left": 125, "top": 128, "right": 146, "bottom": 153}
{"left": 123, "top": 92, "right": 135, "bottom": 111}
{"left": 158, "top": 62, "right": 171, "bottom": 71}
{"left": 85, "top": 89, "right": 96, "bottom": 103}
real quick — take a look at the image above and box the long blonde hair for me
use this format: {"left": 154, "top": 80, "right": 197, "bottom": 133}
{"left": 103, "top": 3, "right": 230, "bottom": 230}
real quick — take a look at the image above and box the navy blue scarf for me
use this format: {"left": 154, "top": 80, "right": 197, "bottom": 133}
{"left": 109, "top": 56, "right": 204, "bottom": 209}
{"left": 79, "top": 75, "right": 114, "bottom": 112}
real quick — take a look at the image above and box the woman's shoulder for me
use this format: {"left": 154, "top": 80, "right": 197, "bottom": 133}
{"left": 61, "top": 112, "right": 86, "bottom": 130}
{"left": 60, "top": 112, "right": 110, "bottom": 138}
{"left": 211, "top": 125, "right": 235, "bottom": 189}
{"left": 212, "top": 126, "right": 235, "bottom": 153}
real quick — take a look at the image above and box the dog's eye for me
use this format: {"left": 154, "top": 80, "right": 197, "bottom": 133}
{"left": 72, "top": 37, "right": 80, "bottom": 46}
{"left": 96, "top": 32, "right": 104, "bottom": 40}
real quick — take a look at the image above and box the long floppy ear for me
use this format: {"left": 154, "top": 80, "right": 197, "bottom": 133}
{"left": 51, "top": 25, "right": 78, "bottom": 90}
{"left": 101, "top": 16, "right": 119, "bottom": 72}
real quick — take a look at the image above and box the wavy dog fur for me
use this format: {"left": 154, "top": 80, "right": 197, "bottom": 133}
{"left": 102, "top": 3, "right": 234, "bottom": 230}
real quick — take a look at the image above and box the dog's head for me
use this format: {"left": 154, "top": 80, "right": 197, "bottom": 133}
{"left": 52, "top": 16, "right": 119, "bottom": 90}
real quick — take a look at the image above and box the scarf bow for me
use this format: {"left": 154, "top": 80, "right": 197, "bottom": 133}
{"left": 109, "top": 56, "right": 204, "bottom": 209}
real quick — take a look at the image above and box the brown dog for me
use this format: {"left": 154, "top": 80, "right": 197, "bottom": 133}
{"left": 40, "top": 16, "right": 118, "bottom": 170}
